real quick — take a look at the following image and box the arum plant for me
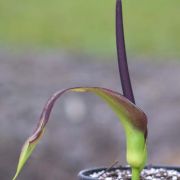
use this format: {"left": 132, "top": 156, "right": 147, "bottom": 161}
{"left": 13, "top": 1, "right": 148, "bottom": 180}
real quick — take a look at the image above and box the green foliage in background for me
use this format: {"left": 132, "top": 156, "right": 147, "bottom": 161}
{"left": 0, "top": 0, "right": 180, "bottom": 57}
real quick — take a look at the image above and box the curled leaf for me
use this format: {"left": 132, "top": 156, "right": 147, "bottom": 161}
{"left": 13, "top": 87, "right": 147, "bottom": 180}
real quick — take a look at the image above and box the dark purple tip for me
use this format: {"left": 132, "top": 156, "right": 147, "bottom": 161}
{"left": 116, "top": 0, "right": 135, "bottom": 104}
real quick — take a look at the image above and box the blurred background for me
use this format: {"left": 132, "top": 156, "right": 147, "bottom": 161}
{"left": 1, "top": 0, "right": 180, "bottom": 179}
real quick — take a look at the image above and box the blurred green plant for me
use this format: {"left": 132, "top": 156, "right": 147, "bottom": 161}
{"left": 0, "top": 0, "right": 180, "bottom": 57}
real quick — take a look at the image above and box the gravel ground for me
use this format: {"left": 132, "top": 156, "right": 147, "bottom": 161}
{"left": 90, "top": 167, "right": 180, "bottom": 179}
{"left": 0, "top": 48, "right": 180, "bottom": 180}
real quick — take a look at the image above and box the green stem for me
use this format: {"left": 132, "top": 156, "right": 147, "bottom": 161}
{"left": 131, "top": 168, "right": 140, "bottom": 180}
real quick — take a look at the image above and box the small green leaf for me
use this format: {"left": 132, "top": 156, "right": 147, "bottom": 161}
{"left": 13, "top": 87, "right": 147, "bottom": 179}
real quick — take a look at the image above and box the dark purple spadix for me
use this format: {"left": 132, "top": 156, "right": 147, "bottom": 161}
{"left": 116, "top": 0, "right": 135, "bottom": 104}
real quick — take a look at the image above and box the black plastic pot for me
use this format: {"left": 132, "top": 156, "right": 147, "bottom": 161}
{"left": 78, "top": 166, "right": 180, "bottom": 180}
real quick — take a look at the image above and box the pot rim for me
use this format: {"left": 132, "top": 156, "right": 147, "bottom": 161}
{"left": 78, "top": 165, "right": 180, "bottom": 180}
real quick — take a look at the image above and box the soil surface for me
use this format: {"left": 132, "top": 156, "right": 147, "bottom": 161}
{"left": 0, "top": 48, "right": 180, "bottom": 180}
{"left": 90, "top": 167, "right": 180, "bottom": 180}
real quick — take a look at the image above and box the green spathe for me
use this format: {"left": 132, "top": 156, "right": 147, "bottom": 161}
{"left": 13, "top": 87, "right": 147, "bottom": 180}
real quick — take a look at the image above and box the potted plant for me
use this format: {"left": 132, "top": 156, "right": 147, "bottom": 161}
{"left": 12, "top": 0, "right": 180, "bottom": 180}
